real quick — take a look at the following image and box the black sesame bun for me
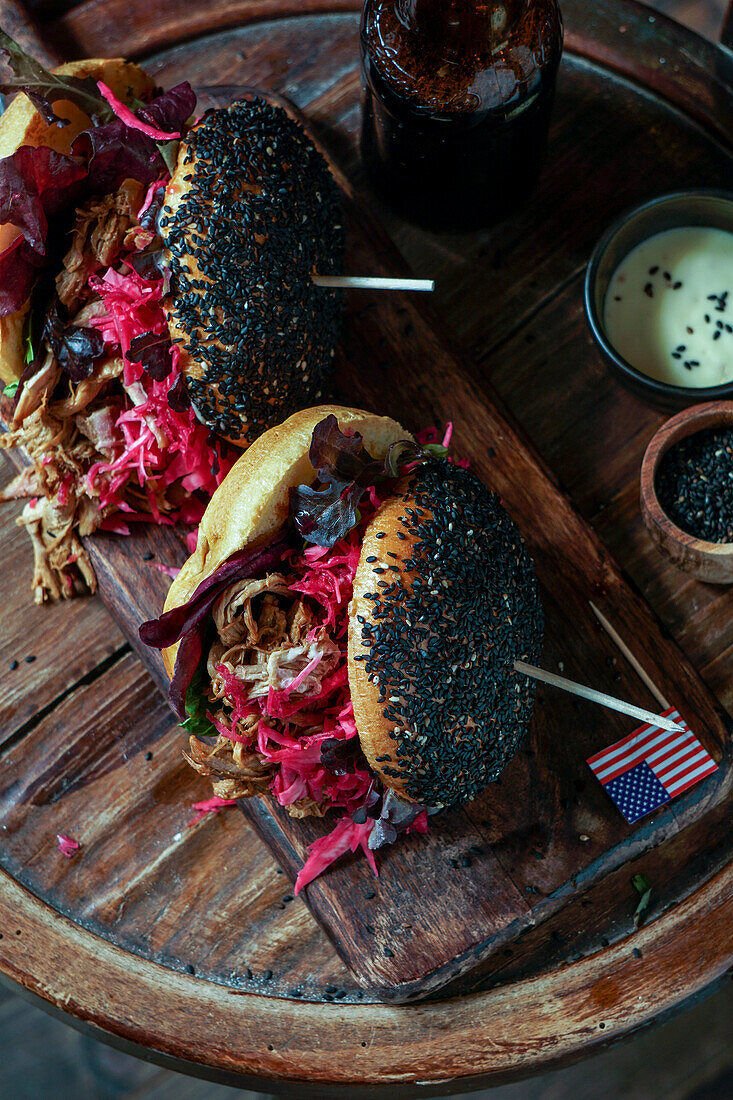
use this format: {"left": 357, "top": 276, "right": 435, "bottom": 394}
{"left": 348, "top": 462, "right": 544, "bottom": 807}
{"left": 161, "top": 96, "right": 345, "bottom": 447}
{"left": 161, "top": 405, "right": 410, "bottom": 678}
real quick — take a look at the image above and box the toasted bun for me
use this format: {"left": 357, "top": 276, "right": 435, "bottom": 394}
{"left": 162, "top": 405, "right": 411, "bottom": 678}
{"left": 348, "top": 461, "right": 544, "bottom": 807}
{"left": 0, "top": 58, "right": 155, "bottom": 385}
{"left": 161, "top": 96, "right": 344, "bottom": 447}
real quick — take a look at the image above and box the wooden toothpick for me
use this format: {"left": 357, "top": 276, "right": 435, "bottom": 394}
{"left": 589, "top": 601, "right": 671, "bottom": 710}
{"left": 312, "top": 275, "right": 435, "bottom": 292}
{"left": 513, "top": 660, "right": 685, "bottom": 733}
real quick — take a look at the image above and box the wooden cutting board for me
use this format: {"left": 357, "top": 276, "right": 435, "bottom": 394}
{"left": 69, "top": 85, "right": 730, "bottom": 1003}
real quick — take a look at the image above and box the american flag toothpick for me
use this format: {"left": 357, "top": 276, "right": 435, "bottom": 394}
{"left": 587, "top": 707, "right": 718, "bottom": 824}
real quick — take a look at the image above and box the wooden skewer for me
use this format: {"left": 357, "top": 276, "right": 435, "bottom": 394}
{"left": 312, "top": 274, "right": 435, "bottom": 292}
{"left": 513, "top": 660, "right": 686, "bottom": 733}
{"left": 588, "top": 601, "right": 671, "bottom": 710}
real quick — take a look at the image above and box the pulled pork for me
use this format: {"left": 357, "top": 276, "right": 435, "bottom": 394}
{"left": 186, "top": 574, "right": 337, "bottom": 813}
{"left": 56, "top": 179, "right": 145, "bottom": 312}
{"left": 0, "top": 180, "right": 142, "bottom": 602}
{"left": 0, "top": 175, "right": 212, "bottom": 603}
{"left": 0, "top": 355, "right": 124, "bottom": 601}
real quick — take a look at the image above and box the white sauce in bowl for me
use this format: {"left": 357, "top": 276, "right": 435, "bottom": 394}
{"left": 603, "top": 227, "right": 733, "bottom": 388}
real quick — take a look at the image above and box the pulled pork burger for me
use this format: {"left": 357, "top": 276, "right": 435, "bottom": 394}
{"left": 0, "top": 35, "right": 343, "bottom": 601}
{"left": 140, "top": 406, "right": 544, "bottom": 891}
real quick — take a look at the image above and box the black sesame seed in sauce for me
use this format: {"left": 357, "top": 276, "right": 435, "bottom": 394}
{"left": 163, "top": 98, "right": 344, "bottom": 442}
{"left": 356, "top": 461, "right": 543, "bottom": 807}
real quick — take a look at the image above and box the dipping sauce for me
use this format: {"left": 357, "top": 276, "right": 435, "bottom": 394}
{"left": 604, "top": 227, "right": 733, "bottom": 388}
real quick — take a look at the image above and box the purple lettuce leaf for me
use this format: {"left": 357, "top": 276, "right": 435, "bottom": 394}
{"left": 140, "top": 536, "right": 289, "bottom": 717}
{"left": 44, "top": 298, "right": 105, "bottom": 382}
{"left": 72, "top": 120, "right": 165, "bottom": 193}
{"left": 365, "top": 788, "right": 429, "bottom": 849}
{"left": 166, "top": 373, "right": 191, "bottom": 414}
{"left": 129, "top": 246, "right": 166, "bottom": 280}
{"left": 127, "top": 331, "right": 173, "bottom": 381}
{"left": 320, "top": 733, "right": 369, "bottom": 776}
{"left": 137, "top": 82, "right": 196, "bottom": 134}
{"left": 290, "top": 414, "right": 429, "bottom": 548}
{"left": 290, "top": 478, "right": 364, "bottom": 547}
{"left": 71, "top": 82, "right": 196, "bottom": 193}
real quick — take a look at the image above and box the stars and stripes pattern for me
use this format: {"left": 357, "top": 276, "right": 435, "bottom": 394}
{"left": 587, "top": 708, "right": 718, "bottom": 824}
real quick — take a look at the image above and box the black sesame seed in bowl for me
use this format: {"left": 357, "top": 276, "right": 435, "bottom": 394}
{"left": 640, "top": 401, "right": 733, "bottom": 584}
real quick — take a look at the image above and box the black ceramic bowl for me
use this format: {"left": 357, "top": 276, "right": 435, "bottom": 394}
{"left": 585, "top": 190, "right": 733, "bottom": 409}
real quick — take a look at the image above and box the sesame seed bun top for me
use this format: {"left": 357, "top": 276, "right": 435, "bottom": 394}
{"left": 161, "top": 96, "right": 344, "bottom": 447}
{"left": 348, "top": 461, "right": 544, "bottom": 807}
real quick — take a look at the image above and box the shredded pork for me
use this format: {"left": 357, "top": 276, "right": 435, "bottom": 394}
{"left": 188, "top": 576, "right": 337, "bottom": 813}
{"left": 0, "top": 375, "right": 120, "bottom": 600}
{"left": 56, "top": 179, "right": 145, "bottom": 312}
{"left": 0, "top": 180, "right": 174, "bottom": 602}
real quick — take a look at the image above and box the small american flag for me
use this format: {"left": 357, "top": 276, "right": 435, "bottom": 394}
{"left": 587, "top": 707, "right": 718, "bottom": 824}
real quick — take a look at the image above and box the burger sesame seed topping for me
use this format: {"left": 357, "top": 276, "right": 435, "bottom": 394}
{"left": 164, "top": 97, "right": 344, "bottom": 442}
{"left": 358, "top": 461, "right": 543, "bottom": 806}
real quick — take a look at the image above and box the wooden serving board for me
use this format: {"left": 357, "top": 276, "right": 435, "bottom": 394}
{"left": 67, "top": 84, "right": 731, "bottom": 1003}
{"left": 2, "top": 2, "right": 733, "bottom": 1086}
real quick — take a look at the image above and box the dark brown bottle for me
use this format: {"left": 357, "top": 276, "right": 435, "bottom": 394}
{"left": 360, "top": 0, "right": 563, "bottom": 229}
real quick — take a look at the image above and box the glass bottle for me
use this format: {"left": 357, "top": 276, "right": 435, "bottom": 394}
{"left": 360, "top": 0, "right": 563, "bottom": 230}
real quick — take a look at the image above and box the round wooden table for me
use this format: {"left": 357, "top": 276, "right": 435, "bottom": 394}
{"left": 1, "top": 0, "right": 732, "bottom": 1093}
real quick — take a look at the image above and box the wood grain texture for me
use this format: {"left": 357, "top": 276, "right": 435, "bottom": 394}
{"left": 0, "top": 454, "right": 127, "bottom": 742}
{"left": 55, "top": 82, "right": 730, "bottom": 1003}
{"left": 0, "top": 856, "right": 730, "bottom": 1092}
{"left": 0, "top": 0, "right": 731, "bottom": 1087}
{"left": 0, "top": 0, "right": 61, "bottom": 65}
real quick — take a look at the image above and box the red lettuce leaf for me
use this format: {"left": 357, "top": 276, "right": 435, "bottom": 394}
{"left": 0, "top": 146, "right": 87, "bottom": 315}
{"left": 140, "top": 536, "right": 289, "bottom": 717}
{"left": 127, "top": 330, "right": 173, "bottom": 381}
{"left": 291, "top": 414, "right": 427, "bottom": 548}
{"left": 0, "top": 237, "right": 45, "bottom": 314}
{"left": 137, "top": 82, "right": 196, "bottom": 135}
{"left": 0, "top": 146, "right": 87, "bottom": 254}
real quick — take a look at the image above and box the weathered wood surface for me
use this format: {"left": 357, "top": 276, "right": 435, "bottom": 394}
{"left": 723, "top": 0, "right": 733, "bottom": 46}
{"left": 45, "top": 81, "right": 731, "bottom": 1003}
{"left": 0, "top": 0, "right": 731, "bottom": 1088}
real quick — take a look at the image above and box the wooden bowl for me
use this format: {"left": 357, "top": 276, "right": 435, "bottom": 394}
{"left": 640, "top": 401, "right": 733, "bottom": 583}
